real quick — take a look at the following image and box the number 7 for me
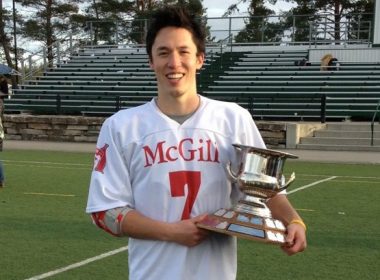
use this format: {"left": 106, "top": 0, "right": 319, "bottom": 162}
{"left": 169, "top": 171, "right": 201, "bottom": 220}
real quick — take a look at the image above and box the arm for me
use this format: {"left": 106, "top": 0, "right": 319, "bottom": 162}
{"left": 266, "top": 194, "right": 307, "bottom": 255}
{"left": 91, "top": 207, "right": 209, "bottom": 247}
{"left": 121, "top": 210, "right": 209, "bottom": 247}
{"left": 88, "top": 119, "right": 210, "bottom": 247}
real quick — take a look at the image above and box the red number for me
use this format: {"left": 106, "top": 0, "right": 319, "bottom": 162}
{"left": 169, "top": 171, "right": 201, "bottom": 220}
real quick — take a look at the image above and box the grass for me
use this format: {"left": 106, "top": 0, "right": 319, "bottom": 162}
{"left": 0, "top": 150, "right": 379, "bottom": 280}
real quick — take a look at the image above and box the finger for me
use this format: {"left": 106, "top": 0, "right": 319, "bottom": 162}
{"left": 192, "top": 214, "right": 209, "bottom": 223}
{"left": 285, "top": 231, "right": 295, "bottom": 246}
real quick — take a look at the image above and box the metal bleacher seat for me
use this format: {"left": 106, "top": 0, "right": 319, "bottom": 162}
{"left": 6, "top": 46, "right": 380, "bottom": 120}
{"left": 6, "top": 45, "right": 222, "bottom": 116}
{"left": 202, "top": 49, "right": 380, "bottom": 121}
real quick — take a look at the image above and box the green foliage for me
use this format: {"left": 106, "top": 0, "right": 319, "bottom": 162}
{"left": 15, "top": 0, "right": 80, "bottom": 42}
{"left": 82, "top": 0, "right": 208, "bottom": 45}
{"left": 234, "top": 0, "right": 284, "bottom": 43}
{"left": 1, "top": 0, "right": 376, "bottom": 69}
{"left": 283, "top": 0, "right": 374, "bottom": 41}
{"left": 281, "top": 1, "right": 317, "bottom": 42}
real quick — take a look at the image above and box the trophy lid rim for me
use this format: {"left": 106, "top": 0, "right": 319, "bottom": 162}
{"left": 233, "top": 144, "right": 298, "bottom": 159}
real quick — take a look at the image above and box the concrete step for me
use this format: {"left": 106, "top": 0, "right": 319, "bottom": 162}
{"left": 295, "top": 122, "right": 380, "bottom": 151}
{"left": 325, "top": 122, "right": 380, "bottom": 132}
{"left": 314, "top": 130, "right": 380, "bottom": 138}
{"left": 300, "top": 137, "right": 380, "bottom": 146}
{"left": 296, "top": 143, "right": 380, "bottom": 152}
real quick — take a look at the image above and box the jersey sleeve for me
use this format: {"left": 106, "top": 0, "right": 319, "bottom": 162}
{"left": 86, "top": 117, "right": 135, "bottom": 213}
{"left": 236, "top": 107, "right": 266, "bottom": 149}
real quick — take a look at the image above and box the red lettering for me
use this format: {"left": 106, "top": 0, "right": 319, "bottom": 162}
{"left": 179, "top": 138, "right": 195, "bottom": 161}
{"left": 143, "top": 138, "right": 220, "bottom": 167}
{"left": 166, "top": 146, "right": 178, "bottom": 162}
{"left": 143, "top": 141, "right": 168, "bottom": 167}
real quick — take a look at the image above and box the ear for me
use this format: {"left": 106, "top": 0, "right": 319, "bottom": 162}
{"left": 196, "top": 53, "right": 205, "bottom": 70}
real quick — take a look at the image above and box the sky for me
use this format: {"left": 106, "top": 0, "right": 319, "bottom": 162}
{"left": 203, "top": 0, "right": 295, "bottom": 17}
{"left": 1, "top": 0, "right": 296, "bottom": 55}
{"left": 3, "top": 0, "right": 294, "bottom": 18}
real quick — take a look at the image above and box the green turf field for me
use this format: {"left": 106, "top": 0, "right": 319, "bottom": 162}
{"left": 0, "top": 150, "right": 379, "bottom": 280}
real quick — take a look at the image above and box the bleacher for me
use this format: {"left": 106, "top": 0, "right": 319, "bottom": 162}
{"left": 5, "top": 46, "right": 228, "bottom": 116}
{"left": 5, "top": 46, "right": 380, "bottom": 121}
{"left": 202, "top": 49, "right": 380, "bottom": 121}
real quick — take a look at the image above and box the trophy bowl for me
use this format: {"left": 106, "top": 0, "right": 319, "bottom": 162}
{"left": 228, "top": 144, "right": 298, "bottom": 218}
{"left": 197, "top": 144, "right": 298, "bottom": 244}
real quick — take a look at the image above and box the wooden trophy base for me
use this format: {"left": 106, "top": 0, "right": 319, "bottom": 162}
{"left": 197, "top": 208, "right": 287, "bottom": 244}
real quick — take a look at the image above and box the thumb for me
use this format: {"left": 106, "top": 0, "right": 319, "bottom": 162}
{"left": 285, "top": 228, "right": 295, "bottom": 246}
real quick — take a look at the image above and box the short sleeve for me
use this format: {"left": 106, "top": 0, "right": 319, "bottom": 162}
{"left": 86, "top": 118, "right": 135, "bottom": 213}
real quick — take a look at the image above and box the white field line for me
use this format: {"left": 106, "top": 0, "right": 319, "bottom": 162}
{"left": 3, "top": 159, "right": 379, "bottom": 180}
{"left": 24, "top": 192, "right": 76, "bottom": 197}
{"left": 24, "top": 246, "right": 129, "bottom": 280}
{"left": 23, "top": 175, "right": 338, "bottom": 280}
{"left": 3, "top": 159, "right": 93, "bottom": 170}
{"left": 2, "top": 159, "right": 91, "bottom": 166}
{"left": 287, "top": 176, "right": 337, "bottom": 195}
{"left": 6, "top": 163, "right": 91, "bottom": 170}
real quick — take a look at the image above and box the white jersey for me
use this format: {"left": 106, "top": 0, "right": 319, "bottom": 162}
{"left": 86, "top": 96, "right": 265, "bottom": 280}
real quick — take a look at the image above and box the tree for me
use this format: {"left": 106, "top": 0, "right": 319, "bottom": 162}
{"left": 225, "top": 0, "right": 284, "bottom": 43}
{"left": 281, "top": 1, "right": 316, "bottom": 43}
{"left": 77, "top": 0, "right": 134, "bottom": 45}
{"left": 344, "top": 0, "right": 374, "bottom": 41}
{"left": 15, "top": 0, "right": 83, "bottom": 67}
{"left": 285, "top": 0, "right": 374, "bottom": 42}
{"left": 0, "top": 2, "right": 14, "bottom": 68}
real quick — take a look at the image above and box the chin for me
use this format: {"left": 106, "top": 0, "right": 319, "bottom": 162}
{"left": 169, "top": 90, "right": 185, "bottom": 98}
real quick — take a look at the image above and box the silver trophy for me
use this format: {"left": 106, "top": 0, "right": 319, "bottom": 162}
{"left": 197, "top": 144, "right": 298, "bottom": 244}
{"left": 228, "top": 144, "right": 297, "bottom": 218}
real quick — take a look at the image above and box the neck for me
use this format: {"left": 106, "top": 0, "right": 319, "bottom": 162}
{"left": 156, "top": 94, "right": 200, "bottom": 116}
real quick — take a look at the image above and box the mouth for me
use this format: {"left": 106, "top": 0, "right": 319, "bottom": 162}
{"left": 166, "top": 73, "right": 185, "bottom": 80}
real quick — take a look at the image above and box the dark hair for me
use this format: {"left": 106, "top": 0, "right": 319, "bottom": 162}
{"left": 145, "top": 6, "right": 206, "bottom": 61}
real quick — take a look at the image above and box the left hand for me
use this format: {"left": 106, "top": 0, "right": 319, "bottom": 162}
{"left": 281, "top": 223, "right": 307, "bottom": 256}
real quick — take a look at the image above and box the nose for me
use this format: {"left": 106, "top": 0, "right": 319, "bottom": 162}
{"left": 167, "top": 52, "right": 181, "bottom": 68}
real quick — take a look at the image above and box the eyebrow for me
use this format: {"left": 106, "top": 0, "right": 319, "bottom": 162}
{"left": 155, "top": 46, "right": 191, "bottom": 52}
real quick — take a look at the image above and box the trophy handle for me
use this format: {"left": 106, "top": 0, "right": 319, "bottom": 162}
{"left": 228, "top": 143, "right": 245, "bottom": 182}
{"left": 279, "top": 172, "right": 296, "bottom": 191}
{"left": 226, "top": 163, "right": 238, "bottom": 182}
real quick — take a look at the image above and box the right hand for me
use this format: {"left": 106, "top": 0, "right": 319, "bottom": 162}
{"left": 169, "top": 214, "right": 210, "bottom": 247}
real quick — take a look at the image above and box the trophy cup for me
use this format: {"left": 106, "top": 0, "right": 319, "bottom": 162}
{"left": 197, "top": 144, "right": 298, "bottom": 244}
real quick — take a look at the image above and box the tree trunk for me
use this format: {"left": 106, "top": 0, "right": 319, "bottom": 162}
{"left": 46, "top": 0, "right": 54, "bottom": 68}
{"left": 0, "top": 1, "right": 14, "bottom": 68}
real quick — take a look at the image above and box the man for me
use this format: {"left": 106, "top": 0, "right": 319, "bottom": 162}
{"left": 86, "top": 6, "right": 306, "bottom": 280}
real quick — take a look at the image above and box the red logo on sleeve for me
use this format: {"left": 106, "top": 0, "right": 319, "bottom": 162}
{"left": 94, "top": 144, "right": 109, "bottom": 173}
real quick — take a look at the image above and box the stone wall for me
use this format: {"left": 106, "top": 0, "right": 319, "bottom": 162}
{"left": 3, "top": 114, "right": 106, "bottom": 143}
{"left": 256, "top": 122, "right": 287, "bottom": 148}
{"left": 3, "top": 114, "right": 287, "bottom": 147}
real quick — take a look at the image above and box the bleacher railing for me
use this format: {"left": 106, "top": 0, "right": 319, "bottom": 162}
{"left": 19, "top": 33, "right": 85, "bottom": 84}
{"left": 17, "top": 12, "right": 374, "bottom": 83}
{"left": 84, "top": 13, "right": 373, "bottom": 49}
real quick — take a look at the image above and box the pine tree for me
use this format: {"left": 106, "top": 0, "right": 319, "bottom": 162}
{"left": 15, "top": 0, "right": 83, "bottom": 66}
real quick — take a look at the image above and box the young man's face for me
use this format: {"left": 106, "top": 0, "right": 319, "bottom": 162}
{"left": 149, "top": 26, "right": 204, "bottom": 98}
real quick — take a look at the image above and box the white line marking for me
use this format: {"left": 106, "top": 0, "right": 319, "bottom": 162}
{"left": 24, "top": 192, "right": 75, "bottom": 197}
{"left": 6, "top": 163, "right": 91, "bottom": 170}
{"left": 2, "top": 159, "right": 91, "bottom": 166}
{"left": 23, "top": 176, "right": 338, "bottom": 279}
{"left": 287, "top": 176, "right": 337, "bottom": 195}
{"left": 24, "top": 246, "right": 129, "bottom": 280}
